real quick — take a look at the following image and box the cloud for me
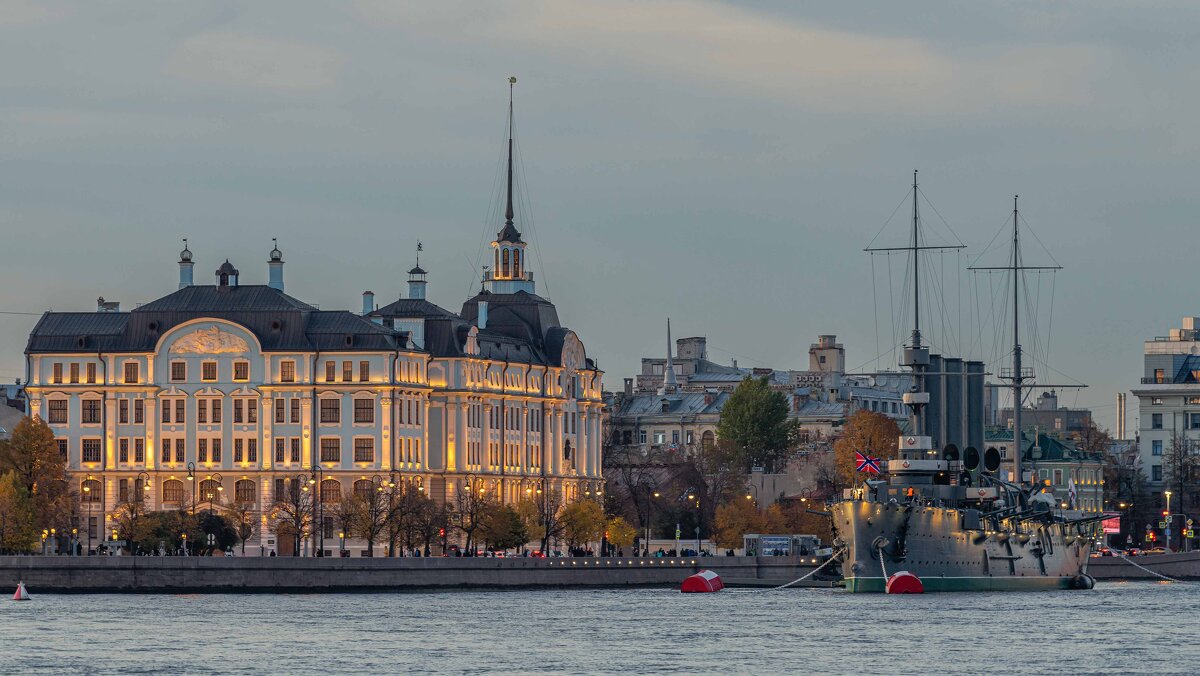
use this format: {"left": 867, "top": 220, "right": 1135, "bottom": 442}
{"left": 355, "top": 0, "right": 1101, "bottom": 113}
{"left": 166, "top": 31, "right": 342, "bottom": 91}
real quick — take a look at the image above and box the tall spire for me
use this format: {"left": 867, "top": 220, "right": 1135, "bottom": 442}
{"left": 497, "top": 76, "right": 523, "bottom": 244}
{"left": 660, "top": 318, "right": 678, "bottom": 395}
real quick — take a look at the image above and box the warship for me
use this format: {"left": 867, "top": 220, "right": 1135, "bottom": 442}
{"left": 830, "top": 175, "right": 1102, "bottom": 592}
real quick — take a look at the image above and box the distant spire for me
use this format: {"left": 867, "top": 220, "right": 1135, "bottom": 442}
{"left": 497, "top": 76, "right": 523, "bottom": 244}
{"left": 660, "top": 318, "right": 678, "bottom": 395}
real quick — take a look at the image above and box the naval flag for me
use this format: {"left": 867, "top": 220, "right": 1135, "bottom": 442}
{"left": 855, "top": 451, "right": 882, "bottom": 475}
{"left": 1068, "top": 478, "right": 1077, "bottom": 510}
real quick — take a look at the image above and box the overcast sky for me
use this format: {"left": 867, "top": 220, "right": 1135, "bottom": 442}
{"left": 2, "top": 1, "right": 1198, "bottom": 432}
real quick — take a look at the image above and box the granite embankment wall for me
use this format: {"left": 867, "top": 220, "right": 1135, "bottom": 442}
{"left": 1088, "top": 551, "right": 1200, "bottom": 580}
{"left": 0, "top": 555, "right": 823, "bottom": 593}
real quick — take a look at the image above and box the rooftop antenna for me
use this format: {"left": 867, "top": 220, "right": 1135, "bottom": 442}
{"left": 505, "top": 76, "right": 517, "bottom": 230}
{"left": 416, "top": 241, "right": 423, "bottom": 268}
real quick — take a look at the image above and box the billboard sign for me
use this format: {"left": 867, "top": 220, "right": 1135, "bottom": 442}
{"left": 1102, "top": 513, "right": 1121, "bottom": 535}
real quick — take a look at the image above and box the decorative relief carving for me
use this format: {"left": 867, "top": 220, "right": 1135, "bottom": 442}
{"left": 169, "top": 326, "right": 249, "bottom": 354}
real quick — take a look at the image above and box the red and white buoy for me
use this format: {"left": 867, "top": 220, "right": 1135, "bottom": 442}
{"left": 12, "top": 581, "right": 30, "bottom": 601}
{"left": 885, "top": 571, "right": 924, "bottom": 594}
{"left": 681, "top": 569, "right": 725, "bottom": 593}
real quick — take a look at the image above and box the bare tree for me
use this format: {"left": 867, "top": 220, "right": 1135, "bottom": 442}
{"left": 227, "top": 501, "right": 256, "bottom": 555}
{"left": 350, "top": 485, "right": 390, "bottom": 557}
{"left": 270, "top": 478, "right": 313, "bottom": 556}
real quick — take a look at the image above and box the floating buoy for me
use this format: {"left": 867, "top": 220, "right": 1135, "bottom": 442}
{"left": 885, "top": 571, "right": 924, "bottom": 594}
{"left": 12, "top": 582, "right": 30, "bottom": 601}
{"left": 1069, "top": 574, "right": 1095, "bottom": 590}
{"left": 681, "top": 569, "right": 724, "bottom": 593}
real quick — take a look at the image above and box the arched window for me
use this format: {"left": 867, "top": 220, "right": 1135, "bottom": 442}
{"left": 320, "top": 478, "right": 342, "bottom": 503}
{"left": 512, "top": 249, "right": 521, "bottom": 277}
{"left": 701, "top": 430, "right": 716, "bottom": 450}
{"left": 199, "top": 478, "right": 222, "bottom": 505}
{"left": 162, "top": 479, "right": 185, "bottom": 504}
{"left": 502, "top": 249, "right": 510, "bottom": 278}
{"left": 353, "top": 479, "right": 374, "bottom": 501}
{"left": 235, "top": 479, "right": 256, "bottom": 504}
{"left": 81, "top": 479, "right": 102, "bottom": 503}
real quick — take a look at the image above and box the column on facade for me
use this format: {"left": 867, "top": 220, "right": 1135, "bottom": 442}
{"left": 454, "top": 399, "right": 469, "bottom": 475}
{"left": 381, "top": 396, "right": 393, "bottom": 470}
{"left": 481, "top": 402, "right": 492, "bottom": 472}
{"left": 520, "top": 405, "right": 529, "bottom": 474}
{"left": 552, "top": 407, "right": 564, "bottom": 476}
{"left": 261, "top": 396, "right": 273, "bottom": 470}
{"left": 301, "top": 398, "right": 313, "bottom": 469}
{"left": 144, "top": 398, "right": 157, "bottom": 471}
{"left": 105, "top": 397, "right": 118, "bottom": 470}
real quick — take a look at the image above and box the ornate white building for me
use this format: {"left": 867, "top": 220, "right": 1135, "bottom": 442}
{"left": 23, "top": 101, "right": 603, "bottom": 555}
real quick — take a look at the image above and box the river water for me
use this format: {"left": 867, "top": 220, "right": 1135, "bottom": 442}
{"left": 1, "top": 581, "right": 1197, "bottom": 674}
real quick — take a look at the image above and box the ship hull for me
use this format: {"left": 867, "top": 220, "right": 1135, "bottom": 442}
{"left": 832, "top": 500, "right": 1094, "bottom": 593}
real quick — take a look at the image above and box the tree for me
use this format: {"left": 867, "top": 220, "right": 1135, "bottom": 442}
{"left": 349, "top": 485, "right": 390, "bottom": 557}
{"left": 560, "top": 499, "right": 605, "bottom": 552}
{"left": 414, "top": 500, "right": 449, "bottom": 556}
{"left": 712, "top": 499, "right": 765, "bottom": 550}
{"left": 537, "top": 488, "right": 567, "bottom": 554}
{"left": 481, "top": 504, "right": 528, "bottom": 552}
{"left": 270, "top": 478, "right": 313, "bottom": 556}
{"left": 716, "top": 376, "right": 792, "bottom": 471}
{"left": 452, "top": 483, "right": 497, "bottom": 554}
{"left": 329, "top": 498, "right": 356, "bottom": 553}
{"left": 1071, "top": 417, "right": 1113, "bottom": 456}
{"left": 0, "top": 471, "right": 36, "bottom": 553}
{"left": 227, "top": 501, "right": 257, "bottom": 555}
{"left": 111, "top": 487, "right": 152, "bottom": 552}
{"left": 605, "top": 516, "right": 637, "bottom": 552}
{"left": 0, "top": 417, "right": 72, "bottom": 534}
{"left": 832, "top": 410, "right": 901, "bottom": 490}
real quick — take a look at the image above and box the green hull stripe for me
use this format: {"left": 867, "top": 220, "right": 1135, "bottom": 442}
{"left": 843, "top": 576, "right": 1076, "bottom": 593}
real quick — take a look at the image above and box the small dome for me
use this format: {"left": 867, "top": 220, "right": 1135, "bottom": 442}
{"left": 216, "top": 259, "right": 239, "bottom": 276}
{"left": 269, "top": 239, "right": 283, "bottom": 261}
{"left": 408, "top": 265, "right": 427, "bottom": 275}
{"left": 180, "top": 242, "right": 192, "bottom": 262}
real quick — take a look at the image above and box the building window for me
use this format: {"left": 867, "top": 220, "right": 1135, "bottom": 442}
{"left": 320, "top": 399, "right": 340, "bottom": 424}
{"left": 175, "top": 439, "right": 185, "bottom": 463}
{"left": 275, "top": 438, "right": 286, "bottom": 463}
{"left": 135, "top": 438, "right": 145, "bottom": 464}
{"left": 70, "top": 363, "right": 79, "bottom": 384}
{"left": 639, "top": 430, "right": 647, "bottom": 445}
{"left": 233, "top": 361, "right": 249, "bottom": 381}
{"left": 325, "top": 361, "right": 336, "bottom": 383}
{"left": 1191, "top": 413, "right": 1200, "bottom": 430}
{"left": 210, "top": 399, "right": 222, "bottom": 423}
{"left": 52, "top": 363, "right": 63, "bottom": 384}
{"left": 160, "top": 439, "right": 170, "bottom": 463}
{"left": 48, "top": 400, "right": 68, "bottom": 424}
{"left": 1187, "top": 397, "right": 1200, "bottom": 405}
{"left": 171, "top": 362, "right": 186, "bottom": 382}
{"left": 124, "top": 362, "right": 139, "bottom": 384}
{"left": 290, "top": 399, "right": 301, "bottom": 424}
{"left": 119, "top": 438, "right": 129, "bottom": 463}
{"left": 81, "top": 478, "right": 102, "bottom": 502}
{"left": 354, "top": 399, "right": 374, "bottom": 424}
{"left": 280, "top": 361, "right": 295, "bottom": 383}
{"left": 247, "top": 399, "right": 257, "bottom": 424}
{"left": 234, "top": 439, "right": 244, "bottom": 463}
{"left": 342, "top": 361, "right": 352, "bottom": 383}
{"left": 235, "top": 479, "right": 256, "bottom": 504}
{"left": 56, "top": 439, "right": 67, "bottom": 460}
{"left": 175, "top": 399, "right": 185, "bottom": 425}
{"left": 202, "top": 361, "right": 217, "bottom": 381}
{"left": 211, "top": 439, "right": 222, "bottom": 462}
{"left": 199, "top": 479, "right": 221, "bottom": 504}
{"left": 234, "top": 400, "right": 244, "bottom": 423}
{"left": 86, "top": 362, "right": 96, "bottom": 384}
{"left": 320, "top": 438, "right": 340, "bottom": 463}
{"left": 162, "top": 401, "right": 172, "bottom": 424}
{"left": 247, "top": 439, "right": 257, "bottom": 463}
{"left": 199, "top": 439, "right": 208, "bottom": 463}
{"left": 354, "top": 479, "right": 374, "bottom": 500}
{"left": 275, "top": 399, "right": 285, "bottom": 423}
{"left": 1154, "top": 369, "right": 1166, "bottom": 384}
{"left": 1151, "top": 397, "right": 1164, "bottom": 406}
{"left": 1153, "top": 440, "right": 1163, "bottom": 456}
{"left": 290, "top": 438, "right": 301, "bottom": 463}
{"left": 354, "top": 438, "right": 374, "bottom": 463}
{"left": 1152, "top": 413, "right": 1163, "bottom": 429}
{"left": 1153, "top": 465, "right": 1163, "bottom": 482}
{"left": 198, "top": 400, "right": 208, "bottom": 424}
{"left": 134, "top": 400, "right": 144, "bottom": 424}
{"left": 82, "top": 439, "right": 102, "bottom": 464}
{"left": 162, "top": 479, "right": 184, "bottom": 503}
{"left": 118, "top": 399, "right": 129, "bottom": 424}
{"left": 359, "top": 361, "right": 369, "bottom": 382}
{"left": 81, "top": 399, "right": 101, "bottom": 424}
{"left": 320, "top": 478, "right": 341, "bottom": 503}
{"left": 119, "top": 478, "right": 129, "bottom": 503}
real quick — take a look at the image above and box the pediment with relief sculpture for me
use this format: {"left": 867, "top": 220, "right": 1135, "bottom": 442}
{"left": 168, "top": 326, "right": 249, "bottom": 354}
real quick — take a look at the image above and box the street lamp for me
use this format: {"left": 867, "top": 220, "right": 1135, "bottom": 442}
{"left": 82, "top": 474, "right": 95, "bottom": 555}
{"left": 338, "top": 530, "right": 346, "bottom": 556}
{"left": 205, "top": 473, "right": 224, "bottom": 513}
{"left": 1166, "top": 490, "right": 1174, "bottom": 551}
{"left": 186, "top": 461, "right": 196, "bottom": 515}
{"left": 312, "top": 464, "right": 325, "bottom": 557}
{"left": 295, "top": 472, "right": 313, "bottom": 556}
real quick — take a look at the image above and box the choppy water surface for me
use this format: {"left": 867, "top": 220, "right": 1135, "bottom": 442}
{"left": 2, "top": 582, "right": 1197, "bottom": 674}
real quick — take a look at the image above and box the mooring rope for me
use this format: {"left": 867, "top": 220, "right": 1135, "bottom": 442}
{"left": 730, "top": 548, "right": 845, "bottom": 593}
{"left": 1116, "top": 553, "right": 1187, "bottom": 583}
{"left": 877, "top": 547, "right": 890, "bottom": 580}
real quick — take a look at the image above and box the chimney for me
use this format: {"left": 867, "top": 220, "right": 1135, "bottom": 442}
{"left": 623, "top": 378, "right": 633, "bottom": 396}
{"left": 362, "top": 291, "right": 374, "bottom": 316}
{"left": 178, "top": 239, "right": 194, "bottom": 289}
{"left": 1117, "top": 392, "right": 1127, "bottom": 440}
{"left": 268, "top": 239, "right": 285, "bottom": 292}
{"left": 477, "top": 300, "right": 488, "bottom": 329}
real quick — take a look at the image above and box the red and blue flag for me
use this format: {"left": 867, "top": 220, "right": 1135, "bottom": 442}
{"left": 855, "top": 451, "right": 882, "bottom": 474}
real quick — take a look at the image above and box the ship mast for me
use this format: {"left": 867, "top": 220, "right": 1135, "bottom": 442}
{"left": 1010, "top": 196, "right": 1024, "bottom": 487}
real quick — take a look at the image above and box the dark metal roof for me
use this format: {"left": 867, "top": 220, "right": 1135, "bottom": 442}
{"left": 408, "top": 265, "right": 427, "bottom": 275}
{"left": 496, "top": 221, "right": 523, "bottom": 244}
{"left": 370, "top": 298, "right": 456, "bottom": 319}
{"left": 27, "top": 285, "right": 412, "bottom": 354}
{"left": 216, "top": 260, "right": 239, "bottom": 275}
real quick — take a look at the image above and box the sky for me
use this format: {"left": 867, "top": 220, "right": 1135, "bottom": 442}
{"left": 2, "top": 0, "right": 1199, "bottom": 432}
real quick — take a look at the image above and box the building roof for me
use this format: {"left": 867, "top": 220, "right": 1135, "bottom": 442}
{"left": 371, "top": 298, "right": 457, "bottom": 320}
{"left": 611, "top": 390, "right": 731, "bottom": 418}
{"left": 27, "top": 285, "right": 411, "bottom": 354}
{"left": 985, "top": 429, "right": 1103, "bottom": 464}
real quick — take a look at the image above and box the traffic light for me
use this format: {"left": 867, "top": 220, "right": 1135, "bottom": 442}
{"left": 438, "top": 528, "right": 445, "bottom": 537}
{"left": 1163, "top": 510, "right": 1169, "bottom": 517}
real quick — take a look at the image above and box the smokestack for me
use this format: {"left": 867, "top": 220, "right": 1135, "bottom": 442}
{"left": 623, "top": 378, "right": 633, "bottom": 396}
{"left": 1117, "top": 392, "right": 1126, "bottom": 440}
{"left": 362, "top": 291, "right": 374, "bottom": 316}
{"left": 477, "top": 300, "right": 488, "bottom": 329}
